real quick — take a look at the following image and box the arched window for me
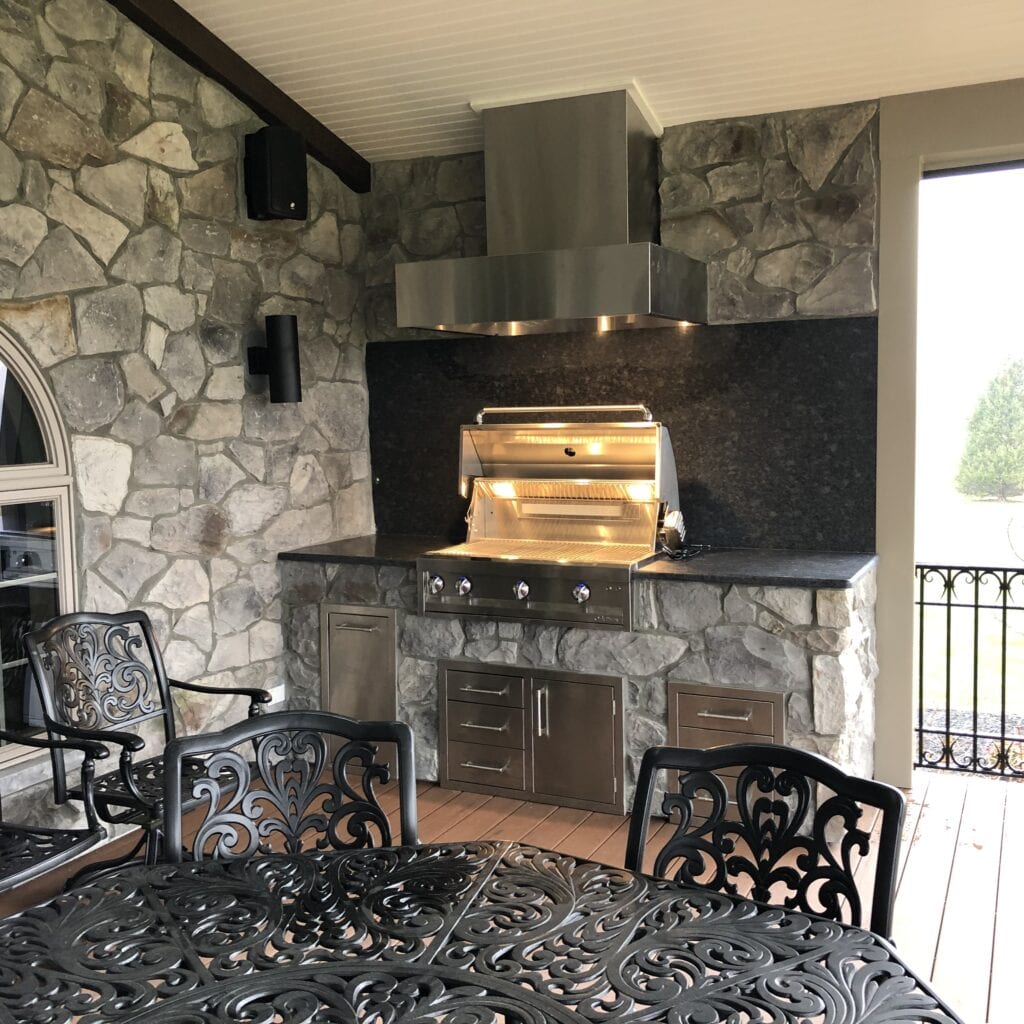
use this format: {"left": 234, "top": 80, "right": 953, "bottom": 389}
{"left": 0, "top": 326, "right": 75, "bottom": 767}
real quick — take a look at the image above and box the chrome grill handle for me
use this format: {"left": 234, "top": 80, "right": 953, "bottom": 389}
{"left": 475, "top": 404, "right": 653, "bottom": 423}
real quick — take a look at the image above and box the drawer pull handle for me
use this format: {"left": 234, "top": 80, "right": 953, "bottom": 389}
{"left": 333, "top": 624, "right": 379, "bottom": 633}
{"left": 459, "top": 759, "right": 509, "bottom": 773}
{"left": 697, "top": 709, "right": 753, "bottom": 722}
{"left": 459, "top": 720, "right": 509, "bottom": 733}
{"left": 459, "top": 684, "right": 509, "bottom": 697}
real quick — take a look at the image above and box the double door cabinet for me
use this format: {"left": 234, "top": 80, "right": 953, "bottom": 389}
{"left": 438, "top": 660, "right": 625, "bottom": 814}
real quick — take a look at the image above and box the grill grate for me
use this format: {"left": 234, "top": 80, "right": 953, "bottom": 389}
{"left": 429, "top": 538, "right": 653, "bottom": 567}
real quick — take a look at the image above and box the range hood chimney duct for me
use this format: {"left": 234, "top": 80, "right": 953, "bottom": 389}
{"left": 395, "top": 89, "right": 707, "bottom": 336}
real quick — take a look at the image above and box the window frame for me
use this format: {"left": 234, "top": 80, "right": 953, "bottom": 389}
{"left": 0, "top": 325, "right": 77, "bottom": 769}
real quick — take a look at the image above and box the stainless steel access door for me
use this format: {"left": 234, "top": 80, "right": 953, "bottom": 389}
{"left": 319, "top": 604, "right": 397, "bottom": 766}
{"left": 531, "top": 674, "right": 622, "bottom": 810}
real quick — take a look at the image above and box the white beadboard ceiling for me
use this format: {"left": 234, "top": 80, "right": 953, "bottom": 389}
{"left": 178, "top": 0, "right": 1024, "bottom": 162}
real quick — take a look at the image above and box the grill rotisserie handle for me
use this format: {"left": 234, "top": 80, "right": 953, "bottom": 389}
{"left": 475, "top": 404, "right": 653, "bottom": 424}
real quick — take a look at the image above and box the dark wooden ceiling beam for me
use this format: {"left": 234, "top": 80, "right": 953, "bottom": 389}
{"left": 108, "top": 0, "right": 372, "bottom": 193}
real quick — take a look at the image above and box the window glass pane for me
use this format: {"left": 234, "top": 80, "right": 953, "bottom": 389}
{"left": 0, "top": 360, "right": 46, "bottom": 466}
{"left": 0, "top": 500, "right": 59, "bottom": 743}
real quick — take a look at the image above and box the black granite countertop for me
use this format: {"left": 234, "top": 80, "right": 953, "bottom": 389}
{"left": 278, "top": 534, "right": 443, "bottom": 567}
{"left": 279, "top": 535, "right": 877, "bottom": 589}
{"left": 636, "top": 549, "right": 877, "bottom": 589}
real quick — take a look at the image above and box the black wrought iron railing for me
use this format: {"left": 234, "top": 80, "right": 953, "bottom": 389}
{"left": 915, "top": 564, "right": 1024, "bottom": 775}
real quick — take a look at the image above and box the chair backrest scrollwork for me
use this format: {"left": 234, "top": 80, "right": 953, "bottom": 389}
{"left": 163, "top": 710, "right": 418, "bottom": 862}
{"left": 625, "top": 743, "right": 906, "bottom": 937}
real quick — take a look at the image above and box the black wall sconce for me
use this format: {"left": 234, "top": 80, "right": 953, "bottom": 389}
{"left": 247, "top": 314, "right": 302, "bottom": 403}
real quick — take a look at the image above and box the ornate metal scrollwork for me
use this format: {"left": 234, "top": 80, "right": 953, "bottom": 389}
{"left": 188, "top": 729, "right": 392, "bottom": 860}
{"left": 655, "top": 764, "right": 870, "bottom": 927}
{"left": 35, "top": 620, "right": 159, "bottom": 730}
{"left": 0, "top": 823, "right": 97, "bottom": 892}
{"left": 0, "top": 841, "right": 962, "bottom": 1024}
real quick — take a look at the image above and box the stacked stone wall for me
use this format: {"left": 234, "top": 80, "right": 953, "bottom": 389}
{"left": 0, "top": 0, "right": 372, "bottom": 744}
{"left": 659, "top": 102, "right": 878, "bottom": 323}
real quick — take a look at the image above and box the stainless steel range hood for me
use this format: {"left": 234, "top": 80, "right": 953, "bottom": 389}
{"left": 395, "top": 90, "right": 707, "bottom": 336}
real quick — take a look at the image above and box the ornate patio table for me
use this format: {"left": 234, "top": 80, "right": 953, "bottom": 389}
{"left": 0, "top": 840, "right": 962, "bottom": 1023}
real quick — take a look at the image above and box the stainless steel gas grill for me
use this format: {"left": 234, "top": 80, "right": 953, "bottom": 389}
{"left": 417, "top": 405, "right": 683, "bottom": 630}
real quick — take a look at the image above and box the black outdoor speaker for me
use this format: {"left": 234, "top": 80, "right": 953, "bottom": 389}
{"left": 244, "top": 126, "right": 308, "bottom": 220}
{"left": 248, "top": 315, "right": 301, "bottom": 403}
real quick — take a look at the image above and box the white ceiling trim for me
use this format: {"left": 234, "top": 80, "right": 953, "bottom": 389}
{"left": 178, "top": 0, "right": 1024, "bottom": 162}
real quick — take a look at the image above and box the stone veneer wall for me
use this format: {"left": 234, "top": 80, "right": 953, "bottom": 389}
{"left": 0, "top": 0, "right": 371, "bottom": 769}
{"left": 362, "top": 100, "right": 877, "bottom": 340}
{"left": 363, "top": 153, "right": 485, "bottom": 341}
{"left": 660, "top": 103, "right": 878, "bottom": 323}
{"left": 282, "top": 561, "right": 877, "bottom": 804}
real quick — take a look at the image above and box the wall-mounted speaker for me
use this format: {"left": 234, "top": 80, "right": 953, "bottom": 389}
{"left": 244, "top": 126, "right": 308, "bottom": 221}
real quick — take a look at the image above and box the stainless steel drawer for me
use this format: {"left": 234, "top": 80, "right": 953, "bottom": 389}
{"left": 447, "top": 670, "right": 524, "bottom": 708}
{"left": 675, "top": 691, "right": 775, "bottom": 736}
{"left": 447, "top": 700, "right": 524, "bottom": 750}
{"left": 673, "top": 727, "right": 775, "bottom": 820}
{"left": 676, "top": 725, "right": 775, "bottom": 750}
{"left": 448, "top": 740, "right": 525, "bottom": 790}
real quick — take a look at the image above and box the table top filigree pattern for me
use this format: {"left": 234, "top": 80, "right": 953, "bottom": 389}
{"left": 0, "top": 841, "right": 963, "bottom": 1024}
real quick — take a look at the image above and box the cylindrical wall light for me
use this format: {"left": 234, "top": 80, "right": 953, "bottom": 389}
{"left": 247, "top": 314, "right": 302, "bottom": 403}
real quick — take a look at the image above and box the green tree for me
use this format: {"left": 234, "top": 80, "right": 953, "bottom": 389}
{"left": 956, "top": 360, "right": 1024, "bottom": 500}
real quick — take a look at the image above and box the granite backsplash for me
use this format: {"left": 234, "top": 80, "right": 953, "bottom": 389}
{"left": 366, "top": 316, "right": 876, "bottom": 551}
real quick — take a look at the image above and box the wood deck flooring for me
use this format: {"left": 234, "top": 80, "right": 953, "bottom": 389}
{"left": 1, "top": 768, "right": 1014, "bottom": 1022}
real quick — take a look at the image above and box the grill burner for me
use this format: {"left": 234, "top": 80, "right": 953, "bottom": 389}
{"left": 417, "top": 405, "right": 682, "bottom": 630}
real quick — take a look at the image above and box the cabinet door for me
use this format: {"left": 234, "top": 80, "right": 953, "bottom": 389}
{"left": 321, "top": 605, "right": 397, "bottom": 764}
{"left": 531, "top": 677, "right": 619, "bottom": 808}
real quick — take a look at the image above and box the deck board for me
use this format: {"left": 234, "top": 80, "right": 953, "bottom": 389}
{"left": 983, "top": 779, "right": 1024, "bottom": 1023}
{"left": 930, "top": 775, "right": 1005, "bottom": 1024}
{"left": 892, "top": 771, "right": 968, "bottom": 980}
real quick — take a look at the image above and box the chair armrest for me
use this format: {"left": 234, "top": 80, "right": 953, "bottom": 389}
{"left": 169, "top": 678, "right": 273, "bottom": 717}
{"left": 0, "top": 728, "right": 109, "bottom": 760}
{"left": 0, "top": 728, "right": 110, "bottom": 832}
{"left": 45, "top": 719, "right": 145, "bottom": 753}
{"left": 45, "top": 718, "right": 152, "bottom": 817}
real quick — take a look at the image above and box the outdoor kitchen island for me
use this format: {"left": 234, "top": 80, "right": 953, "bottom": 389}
{"left": 279, "top": 535, "right": 878, "bottom": 808}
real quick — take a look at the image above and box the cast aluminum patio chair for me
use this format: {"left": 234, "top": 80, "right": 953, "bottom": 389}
{"left": 625, "top": 742, "right": 906, "bottom": 937}
{"left": 25, "top": 611, "right": 273, "bottom": 864}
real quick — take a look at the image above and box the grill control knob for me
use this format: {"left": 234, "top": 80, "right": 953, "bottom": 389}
{"left": 572, "top": 582, "right": 591, "bottom": 604}
{"left": 456, "top": 575, "right": 473, "bottom": 596}
{"left": 427, "top": 574, "right": 445, "bottom": 596}
{"left": 513, "top": 579, "right": 530, "bottom": 601}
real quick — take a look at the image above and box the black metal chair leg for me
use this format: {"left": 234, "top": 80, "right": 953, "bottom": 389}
{"left": 63, "top": 828, "right": 149, "bottom": 890}
{"left": 144, "top": 827, "right": 162, "bottom": 866}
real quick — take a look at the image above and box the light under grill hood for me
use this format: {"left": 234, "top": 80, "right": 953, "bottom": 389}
{"left": 395, "top": 89, "right": 708, "bottom": 336}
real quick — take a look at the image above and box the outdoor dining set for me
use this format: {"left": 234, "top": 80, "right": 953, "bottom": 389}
{"left": 0, "top": 610, "right": 964, "bottom": 1023}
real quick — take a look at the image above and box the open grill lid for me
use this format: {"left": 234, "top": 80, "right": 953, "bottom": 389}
{"left": 458, "top": 404, "right": 679, "bottom": 506}
{"left": 436, "top": 405, "right": 680, "bottom": 566}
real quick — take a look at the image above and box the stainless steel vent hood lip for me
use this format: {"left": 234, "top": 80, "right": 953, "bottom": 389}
{"left": 395, "top": 241, "right": 707, "bottom": 337}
